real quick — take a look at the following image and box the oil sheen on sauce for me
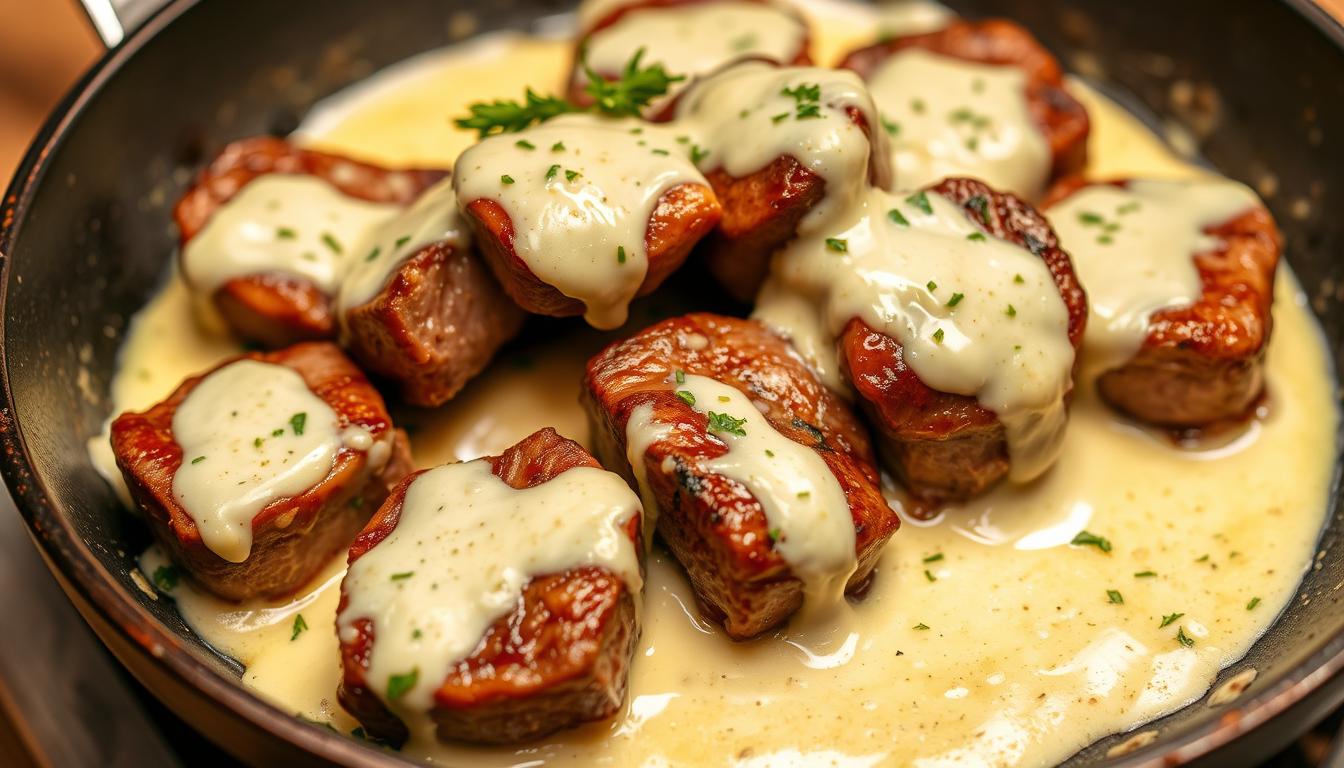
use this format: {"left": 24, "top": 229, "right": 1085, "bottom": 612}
{"left": 337, "top": 459, "right": 643, "bottom": 747}
{"left": 100, "top": 3, "right": 1337, "bottom": 766}
{"left": 1048, "top": 179, "right": 1262, "bottom": 376}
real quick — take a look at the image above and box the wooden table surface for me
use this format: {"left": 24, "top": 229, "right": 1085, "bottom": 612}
{"left": 1, "top": 2, "right": 1342, "bottom": 767}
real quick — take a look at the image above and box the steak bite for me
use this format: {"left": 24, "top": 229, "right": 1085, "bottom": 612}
{"left": 336, "top": 180, "right": 526, "bottom": 407}
{"left": 110, "top": 342, "right": 412, "bottom": 601}
{"left": 568, "top": 0, "right": 811, "bottom": 111}
{"left": 672, "top": 62, "right": 893, "bottom": 302}
{"left": 456, "top": 114, "right": 721, "bottom": 329}
{"left": 1045, "top": 177, "right": 1280, "bottom": 427}
{"left": 337, "top": 428, "right": 643, "bottom": 747}
{"left": 841, "top": 19, "right": 1089, "bottom": 199}
{"left": 583, "top": 313, "right": 898, "bottom": 639}
{"left": 820, "top": 178, "right": 1086, "bottom": 502}
{"left": 174, "top": 136, "right": 446, "bottom": 347}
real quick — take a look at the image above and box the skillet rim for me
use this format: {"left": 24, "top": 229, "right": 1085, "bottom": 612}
{"left": 0, "top": 0, "right": 1342, "bottom": 765}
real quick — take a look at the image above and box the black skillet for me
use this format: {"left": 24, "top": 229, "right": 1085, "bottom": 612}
{"left": 2, "top": 0, "right": 1342, "bottom": 765}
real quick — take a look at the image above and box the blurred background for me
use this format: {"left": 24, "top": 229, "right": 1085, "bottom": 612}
{"left": 1, "top": 0, "right": 1343, "bottom": 766}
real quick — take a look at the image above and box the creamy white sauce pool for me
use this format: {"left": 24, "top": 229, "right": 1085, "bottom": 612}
{"left": 1048, "top": 179, "right": 1262, "bottom": 376}
{"left": 97, "top": 4, "right": 1338, "bottom": 767}
{"left": 866, "top": 48, "right": 1051, "bottom": 200}
{"left": 337, "top": 459, "right": 643, "bottom": 747}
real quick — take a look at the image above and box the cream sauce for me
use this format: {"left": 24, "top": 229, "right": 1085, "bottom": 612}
{"left": 453, "top": 113, "right": 707, "bottom": 329}
{"left": 674, "top": 61, "right": 888, "bottom": 230}
{"left": 336, "top": 458, "right": 643, "bottom": 747}
{"left": 758, "top": 186, "right": 1074, "bottom": 482}
{"left": 582, "top": 2, "right": 806, "bottom": 88}
{"left": 181, "top": 174, "right": 403, "bottom": 295}
{"left": 1049, "top": 179, "right": 1261, "bottom": 375}
{"left": 866, "top": 49, "right": 1052, "bottom": 200}
{"left": 97, "top": 6, "right": 1340, "bottom": 768}
{"left": 171, "top": 360, "right": 346, "bottom": 563}
{"left": 335, "top": 176, "right": 468, "bottom": 316}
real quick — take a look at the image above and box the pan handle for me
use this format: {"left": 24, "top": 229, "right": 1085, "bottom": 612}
{"left": 77, "top": 0, "right": 169, "bottom": 48}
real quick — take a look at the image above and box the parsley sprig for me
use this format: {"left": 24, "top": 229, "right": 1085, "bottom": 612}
{"left": 454, "top": 49, "right": 683, "bottom": 137}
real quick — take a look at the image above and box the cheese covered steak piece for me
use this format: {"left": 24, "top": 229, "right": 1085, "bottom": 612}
{"left": 337, "top": 428, "right": 643, "bottom": 747}
{"left": 568, "top": 0, "right": 811, "bottom": 111}
{"left": 669, "top": 62, "right": 893, "bottom": 302}
{"left": 174, "top": 137, "right": 446, "bottom": 347}
{"left": 336, "top": 179, "right": 526, "bottom": 407}
{"left": 110, "top": 342, "right": 412, "bottom": 601}
{"left": 1045, "top": 176, "right": 1280, "bottom": 427}
{"left": 841, "top": 19, "right": 1089, "bottom": 200}
{"left": 456, "top": 113, "right": 721, "bottom": 329}
{"left": 583, "top": 313, "right": 897, "bottom": 639}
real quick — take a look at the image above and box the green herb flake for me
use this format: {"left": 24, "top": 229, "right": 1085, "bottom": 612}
{"left": 276, "top": 227, "right": 297, "bottom": 240}
{"left": 932, "top": 328, "right": 945, "bottom": 344}
{"left": 771, "top": 112, "right": 790, "bottom": 123}
{"left": 320, "top": 232, "right": 343, "bottom": 254}
{"left": 923, "top": 553, "right": 944, "bottom": 563}
{"left": 253, "top": 437, "right": 263, "bottom": 448}
{"left": 395, "top": 235, "right": 412, "bottom": 249}
{"left": 946, "top": 292, "right": 965, "bottom": 308}
{"left": 1135, "top": 570, "right": 1157, "bottom": 578}
{"left": 152, "top": 564, "right": 180, "bottom": 592}
{"left": 911, "top": 98, "right": 926, "bottom": 114}
{"left": 615, "top": 245, "right": 627, "bottom": 264}
{"left": 364, "top": 246, "right": 382, "bottom": 263}
{"left": 272, "top": 428, "right": 285, "bottom": 437}
{"left": 706, "top": 411, "right": 748, "bottom": 437}
{"left": 913, "top": 622, "right": 930, "bottom": 630}
{"left": 1013, "top": 273, "right": 1025, "bottom": 284}
{"left": 1247, "top": 597, "right": 1261, "bottom": 610}
{"left": 289, "top": 412, "right": 307, "bottom": 436}
{"left": 552, "top": 141, "right": 566, "bottom": 152}
{"left": 675, "top": 369, "right": 686, "bottom": 384}
{"left": 1107, "top": 590, "right": 1124, "bottom": 605}
{"left": 888, "top": 208, "right": 910, "bottom": 227}
{"left": 1077, "top": 211, "right": 1105, "bottom": 226}
{"left": 546, "top": 164, "right": 561, "bottom": 181}
{"left": 825, "top": 237, "right": 848, "bottom": 253}
{"left": 1005, "top": 304, "right": 1017, "bottom": 317}
{"left": 391, "top": 571, "right": 415, "bottom": 581}
{"left": 882, "top": 117, "right": 901, "bottom": 136}
{"left": 1196, "top": 554, "right": 1210, "bottom": 563}
{"left": 1071, "top": 530, "right": 1112, "bottom": 553}
{"left": 291, "top": 613, "right": 308, "bottom": 641}
{"left": 515, "top": 139, "right": 536, "bottom": 150}
{"left": 500, "top": 174, "right": 515, "bottom": 185}
{"left": 926, "top": 280, "right": 937, "bottom": 292}
{"left": 906, "top": 191, "right": 932, "bottom": 215}
{"left": 767, "top": 527, "right": 783, "bottom": 543}
{"left": 967, "top": 232, "right": 987, "bottom": 242}
{"left": 191, "top": 455, "right": 206, "bottom": 465}
{"left": 566, "top": 169, "right": 582, "bottom": 181}
{"left": 1176, "top": 627, "right": 1195, "bottom": 647}
{"left": 1159, "top": 612, "right": 1184, "bottom": 628}
{"left": 689, "top": 144, "right": 710, "bottom": 164}
{"left": 387, "top": 668, "right": 419, "bottom": 700}
{"left": 675, "top": 390, "right": 696, "bottom": 406}
{"left": 924, "top": 569, "right": 937, "bottom": 582}
{"left": 765, "top": 449, "right": 775, "bottom": 458}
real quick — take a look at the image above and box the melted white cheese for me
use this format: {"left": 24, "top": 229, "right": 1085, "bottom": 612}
{"left": 181, "top": 175, "right": 402, "bottom": 295}
{"left": 759, "top": 186, "right": 1074, "bottom": 482}
{"left": 1049, "top": 179, "right": 1261, "bottom": 375}
{"left": 867, "top": 49, "right": 1052, "bottom": 200}
{"left": 171, "top": 360, "right": 345, "bottom": 563}
{"left": 674, "top": 61, "right": 889, "bottom": 232}
{"left": 623, "top": 402, "right": 675, "bottom": 545}
{"left": 582, "top": 3, "right": 807, "bottom": 87}
{"left": 336, "top": 177, "right": 468, "bottom": 316}
{"left": 453, "top": 113, "right": 708, "bottom": 329}
{"left": 335, "top": 458, "right": 643, "bottom": 745}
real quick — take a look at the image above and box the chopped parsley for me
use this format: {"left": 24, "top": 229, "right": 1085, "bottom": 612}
{"left": 771, "top": 112, "right": 790, "bottom": 124}
{"left": 882, "top": 116, "right": 901, "bottom": 136}
{"left": 320, "top": 232, "right": 342, "bottom": 254}
{"left": 888, "top": 208, "right": 910, "bottom": 227}
{"left": 394, "top": 235, "right": 412, "bottom": 249}
{"left": 932, "top": 328, "right": 945, "bottom": 344}
{"left": 276, "top": 227, "right": 297, "bottom": 240}
{"left": 253, "top": 437, "right": 263, "bottom": 448}
{"left": 1134, "top": 570, "right": 1157, "bottom": 578}
{"left": 289, "top": 412, "right": 307, "bottom": 436}
{"left": 924, "top": 569, "right": 937, "bottom": 583}
{"left": 1176, "top": 627, "right": 1195, "bottom": 647}
{"left": 913, "top": 622, "right": 930, "bottom": 630}
{"left": 926, "top": 280, "right": 937, "bottom": 292}
{"left": 689, "top": 144, "right": 709, "bottom": 164}
{"left": 675, "top": 369, "right": 686, "bottom": 384}
{"left": 966, "top": 232, "right": 987, "bottom": 242}
{"left": 387, "top": 668, "right": 419, "bottom": 700}
{"left": 1005, "top": 304, "right": 1017, "bottom": 317}
{"left": 910, "top": 98, "right": 926, "bottom": 114}
{"left": 946, "top": 292, "right": 965, "bottom": 308}
{"left": 1077, "top": 211, "right": 1105, "bottom": 226}
{"left": 767, "top": 527, "right": 783, "bottom": 543}
{"left": 1159, "top": 612, "right": 1184, "bottom": 628}
{"left": 1247, "top": 597, "right": 1261, "bottom": 610}
{"left": 1107, "top": 590, "right": 1124, "bottom": 605}
{"left": 500, "top": 174, "right": 515, "bottom": 185}
{"left": 706, "top": 411, "right": 748, "bottom": 437}
{"left": 152, "top": 564, "right": 180, "bottom": 592}
{"left": 675, "top": 390, "right": 696, "bottom": 406}
{"left": 271, "top": 428, "right": 285, "bottom": 437}
{"left": 923, "top": 553, "right": 944, "bottom": 563}
{"left": 552, "top": 141, "right": 565, "bottom": 152}
{"left": 825, "top": 237, "right": 848, "bottom": 253}
{"left": 617, "top": 245, "right": 627, "bottom": 264}
{"left": 781, "top": 82, "right": 823, "bottom": 120}
{"left": 565, "top": 169, "right": 582, "bottom": 182}
{"left": 391, "top": 571, "right": 415, "bottom": 581}
{"left": 906, "top": 191, "right": 932, "bottom": 215}
{"left": 546, "top": 164, "right": 561, "bottom": 181}
{"left": 291, "top": 613, "right": 308, "bottom": 641}
{"left": 1070, "top": 530, "right": 1112, "bottom": 552}
{"left": 515, "top": 139, "right": 536, "bottom": 150}
{"left": 1013, "top": 273, "right": 1025, "bottom": 284}
{"left": 364, "top": 246, "right": 381, "bottom": 263}
{"left": 650, "top": 148, "right": 670, "bottom": 156}
{"left": 190, "top": 455, "right": 206, "bottom": 465}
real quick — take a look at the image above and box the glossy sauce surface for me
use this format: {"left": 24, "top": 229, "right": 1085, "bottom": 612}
{"left": 98, "top": 3, "right": 1336, "bottom": 766}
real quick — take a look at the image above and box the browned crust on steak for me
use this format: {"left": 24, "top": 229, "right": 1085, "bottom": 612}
{"left": 342, "top": 242, "right": 526, "bottom": 407}
{"left": 566, "top": 0, "right": 813, "bottom": 109}
{"left": 110, "top": 342, "right": 413, "bottom": 601}
{"left": 583, "top": 313, "right": 897, "bottom": 639}
{"left": 1044, "top": 177, "right": 1280, "bottom": 427}
{"left": 840, "top": 19, "right": 1090, "bottom": 183}
{"left": 173, "top": 136, "right": 447, "bottom": 347}
{"left": 463, "top": 182, "right": 722, "bottom": 318}
{"left": 338, "top": 428, "right": 642, "bottom": 746}
{"left": 840, "top": 177, "right": 1087, "bottom": 502}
